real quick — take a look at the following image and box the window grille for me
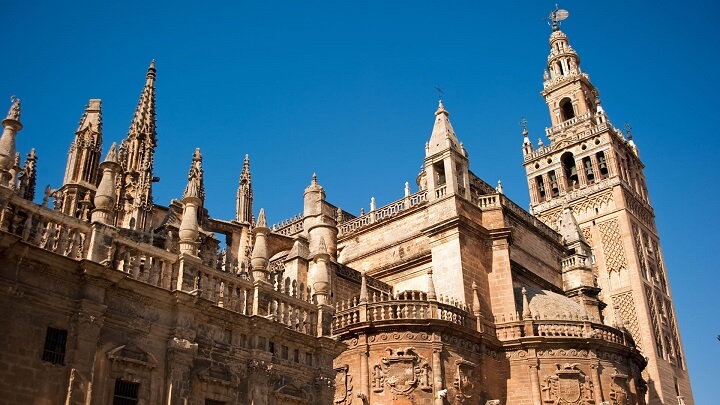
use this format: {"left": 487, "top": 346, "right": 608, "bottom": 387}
{"left": 41, "top": 327, "right": 67, "bottom": 365}
{"left": 113, "top": 380, "right": 139, "bottom": 405}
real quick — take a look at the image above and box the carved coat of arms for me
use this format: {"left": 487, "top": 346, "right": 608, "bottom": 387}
{"left": 371, "top": 347, "right": 431, "bottom": 399}
{"left": 541, "top": 363, "right": 594, "bottom": 405}
{"left": 453, "top": 359, "right": 477, "bottom": 403}
{"left": 609, "top": 371, "right": 630, "bottom": 405}
{"left": 334, "top": 364, "right": 353, "bottom": 404}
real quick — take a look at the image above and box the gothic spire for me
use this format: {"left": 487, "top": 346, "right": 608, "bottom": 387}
{"left": 63, "top": 99, "right": 102, "bottom": 186}
{"left": 116, "top": 62, "right": 158, "bottom": 231}
{"left": 127, "top": 60, "right": 157, "bottom": 145}
{"left": 426, "top": 100, "right": 463, "bottom": 157}
{"left": 236, "top": 154, "right": 253, "bottom": 223}
{"left": 17, "top": 148, "right": 37, "bottom": 201}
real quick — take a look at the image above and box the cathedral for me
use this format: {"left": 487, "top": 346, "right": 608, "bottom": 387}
{"left": 0, "top": 12, "right": 693, "bottom": 405}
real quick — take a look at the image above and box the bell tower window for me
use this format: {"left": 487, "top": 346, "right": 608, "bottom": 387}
{"left": 562, "top": 152, "right": 579, "bottom": 189}
{"left": 582, "top": 157, "right": 594, "bottom": 184}
{"left": 560, "top": 98, "right": 575, "bottom": 121}
{"left": 433, "top": 162, "right": 446, "bottom": 187}
{"left": 549, "top": 171, "right": 559, "bottom": 197}
{"left": 535, "top": 175, "right": 546, "bottom": 202}
{"left": 596, "top": 151, "right": 608, "bottom": 178}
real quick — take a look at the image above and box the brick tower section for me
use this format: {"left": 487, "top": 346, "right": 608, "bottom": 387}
{"left": 522, "top": 22, "right": 693, "bottom": 405}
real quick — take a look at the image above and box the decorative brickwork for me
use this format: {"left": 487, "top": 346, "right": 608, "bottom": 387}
{"left": 644, "top": 285, "right": 662, "bottom": 354}
{"left": 611, "top": 292, "right": 641, "bottom": 350}
{"left": 631, "top": 223, "right": 647, "bottom": 280}
{"left": 571, "top": 190, "right": 613, "bottom": 217}
{"left": 580, "top": 226, "right": 593, "bottom": 247}
{"left": 598, "top": 219, "right": 627, "bottom": 274}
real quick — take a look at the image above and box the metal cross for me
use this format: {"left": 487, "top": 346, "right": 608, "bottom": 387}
{"left": 435, "top": 86, "right": 444, "bottom": 100}
{"left": 520, "top": 117, "right": 528, "bottom": 131}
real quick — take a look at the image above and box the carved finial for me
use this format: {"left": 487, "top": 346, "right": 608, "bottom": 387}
{"left": 5, "top": 96, "right": 21, "bottom": 122}
{"left": 257, "top": 208, "right": 267, "bottom": 228}
{"left": 537, "top": 138, "right": 544, "bottom": 147}
{"left": 359, "top": 270, "right": 368, "bottom": 303}
{"left": 522, "top": 287, "right": 532, "bottom": 320}
{"left": 147, "top": 59, "right": 157, "bottom": 80}
{"left": 496, "top": 180, "right": 504, "bottom": 194}
{"left": 436, "top": 99, "right": 448, "bottom": 116}
{"left": 105, "top": 142, "right": 118, "bottom": 163}
{"left": 311, "top": 172, "right": 317, "bottom": 185}
{"left": 427, "top": 268, "right": 437, "bottom": 300}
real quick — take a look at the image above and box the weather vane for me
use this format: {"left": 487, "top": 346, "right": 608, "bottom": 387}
{"left": 435, "top": 86, "right": 444, "bottom": 101}
{"left": 10, "top": 95, "right": 16, "bottom": 103}
{"left": 520, "top": 117, "right": 528, "bottom": 132}
{"left": 624, "top": 122, "right": 633, "bottom": 139}
{"left": 547, "top": 5, "right": 569, "bottom": 30}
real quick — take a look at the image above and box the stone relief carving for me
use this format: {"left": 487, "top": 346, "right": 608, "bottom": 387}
{"left": 334, "top": 364, "right": 353, "bottom": 405}
{"left": 453, "top": 359, "right": 477, "bottom": 403}
{"left": 609, "top": 371, "right": 630, "bottom": 405}
{"left": 370, "top": 347, "right": 431, "bottom": 398}
{"left": 540, "top": 363, "right": 594, "bottom": 405}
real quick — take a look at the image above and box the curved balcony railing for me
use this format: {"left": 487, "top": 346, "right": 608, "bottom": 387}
{"left": 332, "top": 290, "right": 474, "bottom": 333}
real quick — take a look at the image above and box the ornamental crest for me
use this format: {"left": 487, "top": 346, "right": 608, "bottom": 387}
{"left": 609, "top": 371, "right": 630, "bottom": 405}
{"left": 453, "top": 359, "right": 477, "bottom": 403}
{"left": 371, "top": 347, "right": 431, "bottom": 398}
{"left": 334, "top": 364, "right": 353, "bottom": 404}
{"left": 541, "top": 363, "right": 594, "bottom": 405}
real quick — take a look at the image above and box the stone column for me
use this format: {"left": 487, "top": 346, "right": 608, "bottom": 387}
{"left": 590, "top": 362, "right": 604, "bottom": 403}
{"left": 528, "top": 359, "right": 542, "bottom": 405}
{"left": 432, "top": 344, "right": 444, "bottom": 405}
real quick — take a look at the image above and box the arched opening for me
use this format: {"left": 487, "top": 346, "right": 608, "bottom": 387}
{"left": 535, "top": 175, "right": 545, "bottom": 202}
{"left": 596, "top": 151, "right": 608, "bottom": 178}
{"left": 560, "top": 98, "right": 575, "bottom": 121}
{"left": 561, "top": 152, "right": 579, "bottom": 189}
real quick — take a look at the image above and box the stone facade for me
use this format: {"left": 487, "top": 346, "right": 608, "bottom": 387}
{"left": 0, "top": 13, "right": 692, "bottom": 405}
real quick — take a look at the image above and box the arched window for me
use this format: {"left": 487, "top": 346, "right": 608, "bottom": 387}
{"left": 560, "top": 98, "right": 575, "bottom": 121}
{"left": 561, "top": 152, "right": 579, "bottom": 189}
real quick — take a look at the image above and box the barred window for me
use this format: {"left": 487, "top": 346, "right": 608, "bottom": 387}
{"left": 41, "top": 327, "right": 67, "bottom": 365}
{"left": 113, "top": 380, "right": 139, "bottom": 405}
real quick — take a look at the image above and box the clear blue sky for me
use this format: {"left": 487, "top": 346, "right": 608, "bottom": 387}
{"left": 3, "top": 1, "right": 717, "bottom": 401}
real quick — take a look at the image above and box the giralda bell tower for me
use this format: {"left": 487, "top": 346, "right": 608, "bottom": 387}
{"left": 521, "top": 9, "right": 693, "bottom": 405}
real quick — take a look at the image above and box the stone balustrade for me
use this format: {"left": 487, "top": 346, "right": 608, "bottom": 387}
{"left": 112, "top": 235, "right": 177, "bottom": 288}
{"left": 494, "top": 318, "right": 628, "bottom": 347}
{"left": 545, "top": 111, "right": 593, "bottom": 137}
{"left": 337, "top": 191, "right": 427, "bottom": 237}
{"left": 561, "top": 255, "right": 588, "bottom": 271}
{"left": 332, "top": 290, "right": 473, "bottom": 333}
{"left": 0, "top": 187, "right": 323, "bottom": 336}
{"left": 0, "top": 189, "right": 91, "bottom": 259}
